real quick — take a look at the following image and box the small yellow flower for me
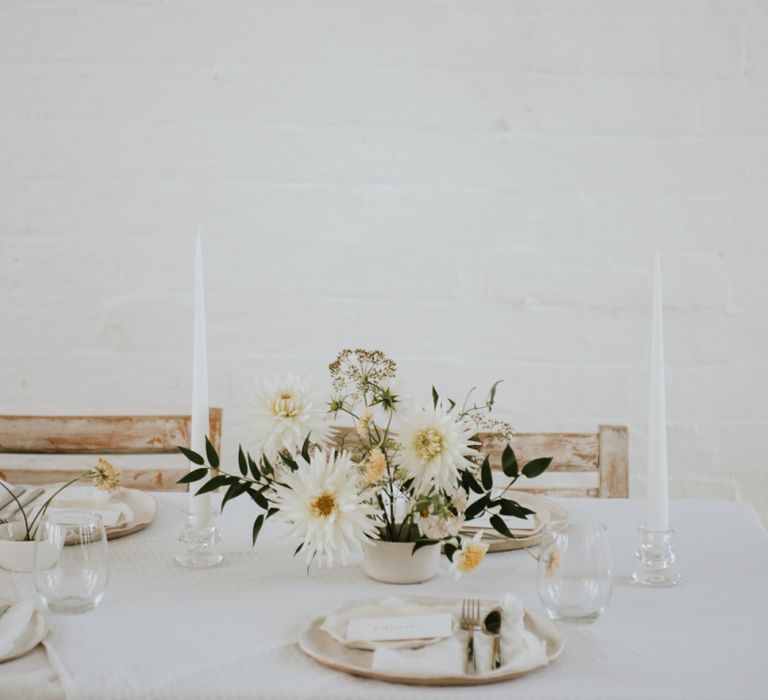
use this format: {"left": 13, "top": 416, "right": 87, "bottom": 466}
{"left": 546, "top": 547, "right": 561, "bottom": 577}
{"left": 451, "top": 533, "right": 489, "bottom": 579}
{"left": 91, "top": 458, "right": 121, "bottom": 492}
{"left": 356, "top": 407, "right": 374, "bottom": 438}
{"left": 365, "top": 448, "right": 387, "bottom": 483}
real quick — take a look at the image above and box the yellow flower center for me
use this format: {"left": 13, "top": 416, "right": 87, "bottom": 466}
{"left": 413, "top": 428, "right": 444, "bottom": 461}
{"left": 311, "top": 493, "right": 337, "bottom": 518}
{"left": 273, "top": 392, "right": 299, "bottom": 418}
{"left": 457, "top": 544, "right": 485, "bottom": 573}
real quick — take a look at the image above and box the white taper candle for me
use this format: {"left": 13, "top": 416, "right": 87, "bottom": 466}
{"left": 190, "top": 234, "right": 211, "bottom": 518}
{"left": 646, "top": 253, "right": 670, "bottom": 531}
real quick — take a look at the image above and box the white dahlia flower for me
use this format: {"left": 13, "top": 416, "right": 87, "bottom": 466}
{"left": 271, "top": 450, "right": 378, "bottom": 567}
{"left": 396, "top": 400, "right": 478, "bottom": 494}
{"left": 250, "top": 374, "right": 333, "bottom": 460}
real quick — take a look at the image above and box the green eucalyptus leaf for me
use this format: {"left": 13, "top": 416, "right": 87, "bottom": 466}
{"left": 221, "top": 481, "right": 249, "bottom": 512}
{"left": 247, "top": 487, "right": 270, "bottom": 510}
{"left": 465, "top": 493, "right": 490, "bottom": 520}
{"left": 252, "top": 454, "right": 265, "bottom": 479}
{"left": 266, "top": 507, "right": 279, "bottom": 519}
{"left": 444, "top": 543, "right": 457, "bottom": 562}
{"left": 194, "top": 473, "right": 232, "bottom": 496}
{"left": 462, "top": 470, "right": 484, "bottom": 495}
{"left": 251, "top": 515, "right": 264, "bottom": 547}
{"left": 432, "top": 386, "right": 439, "bottom": 408}
{"left": 489, "top": 514, "right": 516, "bottom": 539}
{"left": 498, "top": 499, "right": 536, "bottom": 519}
{"left": 238, "top": 446, "right": 248, "bottom": 476}
{"left": 205, "top": 436, "right": 220, "bottom": 470}
{"left": 281, "top": 452, "right": 298, "bottom": 471}
{"left": 294, "top": 542, "right": 304, "bottom": 557}
{"left": 522, "top": 457, "right": 553, "bottom": 479}
{"left": 177, "top": 446, "right": 205, "bottom": 465}
{"left": 481, "top": 456, "right": 493, "bottom": 491}
{"left": 486, "top": 380, "right": 503, "bottom": 408}
{"left": 301, "top": 435, "right": 311, "bottom": 462}
{"left": 501, "top": 444, "right": 518, "bottom": 478}
{"left": 177, "top": 468, "right": 208, "bottom": 484}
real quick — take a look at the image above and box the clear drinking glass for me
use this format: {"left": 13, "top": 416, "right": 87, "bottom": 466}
{"left": 34, "top": 511, "right": 109, "bottom": 614}
{"left": 538, "top": 519, "right": 613, "bottom": 623}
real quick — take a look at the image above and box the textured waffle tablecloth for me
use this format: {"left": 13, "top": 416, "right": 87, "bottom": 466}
{"left": 1, "top": 494, "right": 767, "bottom": 700}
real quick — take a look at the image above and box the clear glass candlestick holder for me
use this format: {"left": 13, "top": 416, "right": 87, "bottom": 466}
{"left": 631, "top": 527, "right": 681, "bottom": 587}
{"left": 175, "top": 510, "right": 223, "bottom": 568}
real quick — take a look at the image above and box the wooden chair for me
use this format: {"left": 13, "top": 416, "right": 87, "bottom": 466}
{"left": 335, "top": 424, "right": 628, "bottom": 498}
{"left": 475, "top": 425, "right": 628, "bottom": 498}
{"left": 0, "top": 409, "right": 222, "bottom": 492}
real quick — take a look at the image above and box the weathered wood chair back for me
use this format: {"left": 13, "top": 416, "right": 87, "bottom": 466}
{"left": 475, "top": 425, "right": 628, "bottom": 498}
{"left": 335, "top": 424, "right": 628, "bottom": 498}
{"left": 0, "top": 409, "right": 222, "bottom": 492}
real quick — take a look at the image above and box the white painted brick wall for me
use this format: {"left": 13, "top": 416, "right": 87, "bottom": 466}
{"left": 1, "top": 0, "right": 767, "bottom": 522}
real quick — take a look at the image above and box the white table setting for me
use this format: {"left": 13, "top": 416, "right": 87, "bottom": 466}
{"left": 1, "top": 245, "right": 766, "bottom": 700}
{"left": 1, "top": 494, "right": 767, "bottom": 699}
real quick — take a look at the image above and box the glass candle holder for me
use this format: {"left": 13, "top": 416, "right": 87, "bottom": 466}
{"left": 175, "top": 509, "right": 223, "bottom": 568}
{"left": 631, "top": 527, "right": 681, "bottom": 587}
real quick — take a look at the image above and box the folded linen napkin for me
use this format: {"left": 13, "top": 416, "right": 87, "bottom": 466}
{"left": 320, "top": 597, "right": 453, "bottom": 650}
{"left": 32, "top": 486, "right": 133, "bottom": 528}
{"left": 371, "top": 595, "right": 548, "bottom": 678}
{"left": 0, "top": 601, "right": 35, "bottom": 658}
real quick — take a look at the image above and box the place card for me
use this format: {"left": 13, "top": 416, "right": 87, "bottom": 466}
{"left": 346, "top": 613, "right": 453, "bottom": 642}
{"left": 465, "top": 513, "right": 539, "bottom": 531}
{"left": 44, "top": 506, "right": 125, "bottom": 527}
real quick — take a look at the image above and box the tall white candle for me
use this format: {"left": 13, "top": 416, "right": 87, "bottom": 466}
{"left": 646, "top": 254, "right": 669, "bottom": 531}
{"left": 189, "top": 235, "right": 211, "bottom": 518}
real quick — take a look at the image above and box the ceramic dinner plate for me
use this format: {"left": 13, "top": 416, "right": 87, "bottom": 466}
{"left": 299, "top": 596, "right": 564, "bottom": 686}
{"left": 46, "top": 487, "right": 157, "bottom": 541}
{"left": 461, "top": 492, "right": 569, "bottom": 553}
{"left": 0, "top": 603, "right": 48, "bottom": 664}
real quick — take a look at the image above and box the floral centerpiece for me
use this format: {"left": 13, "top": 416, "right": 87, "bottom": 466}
{"left": 180, "top": 349, "right": 552, "bottom": 581}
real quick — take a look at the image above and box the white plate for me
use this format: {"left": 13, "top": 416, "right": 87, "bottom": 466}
{"left": 299, "top": 596, "right": 564, "bottom": 687}
{"left": 0, "top": 602, "right": 48, "bottom": 664}
{"left": 461, "top": 492, "right": 568, "bottom": 552}
{"left": 44, "top": 487, "right": 157, "bottom": 540}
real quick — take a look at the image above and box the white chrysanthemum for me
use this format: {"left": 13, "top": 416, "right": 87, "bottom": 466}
{"left": 450, "top": 532, "right": 489, "bottom": 579}
{"left": 416, "top": 513, "right": 462, "bottom": 540}
{"left": 272, "top": 450, "right": 378, "bottom": 567}
{"left": 396, "top": 400, "right": 478, "bottom": 494}
{"left": 250, "top": 374, "right": 333, "bottom": 460}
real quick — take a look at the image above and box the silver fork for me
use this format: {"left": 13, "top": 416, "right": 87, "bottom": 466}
{"left": 459, "top": 598, "right": 481, "bottom": 675}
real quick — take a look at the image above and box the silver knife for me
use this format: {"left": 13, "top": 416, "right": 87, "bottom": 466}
{"left": 0, "top": 485, "right": 25, "bottom": 514}
{"left": 1, "top": 487, "right": 45, "bottom": 521}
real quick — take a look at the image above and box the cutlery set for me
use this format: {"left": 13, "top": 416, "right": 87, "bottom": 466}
{"left": 0, "top": 486, "right": 45, "bottom": 523}
{"left": 461, "top": 599, "right": 503, "bottom": 674}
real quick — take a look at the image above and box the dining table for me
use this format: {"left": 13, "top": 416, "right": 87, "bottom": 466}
{"left": 1, "top": 492, "right": 766, "bottom": 700}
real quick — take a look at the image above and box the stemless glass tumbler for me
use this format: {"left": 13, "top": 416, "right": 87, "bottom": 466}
{"left": 34, "top": 511, "right": 109, "bottom": 614}
{"left": 538, "top": 519, "right": 613, "bottom": 623}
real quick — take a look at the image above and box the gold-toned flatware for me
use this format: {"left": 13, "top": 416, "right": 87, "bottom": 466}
{"left": 483, "top": 607, "right": 503, "bottom": 670}
{"left": 459, "top": 598, "right": 481, "bottom": 675}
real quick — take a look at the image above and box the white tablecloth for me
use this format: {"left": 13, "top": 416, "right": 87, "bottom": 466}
{"left": 1, "top": 495, "right": 767, "bottom": 700}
